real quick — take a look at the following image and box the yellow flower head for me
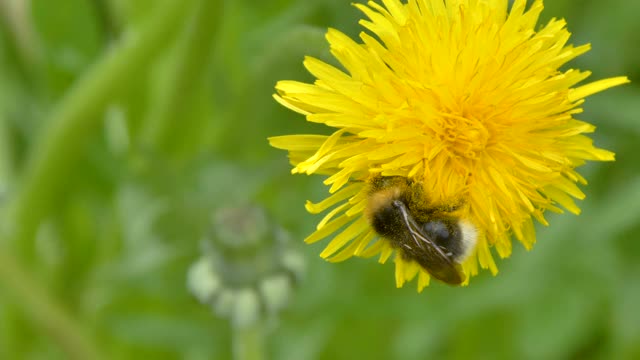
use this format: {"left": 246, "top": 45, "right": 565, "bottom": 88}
{"left": 269, "top": 0, "right": 629, "bottom": 292}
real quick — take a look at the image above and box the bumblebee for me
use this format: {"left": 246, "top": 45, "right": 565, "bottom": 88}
{"left": 364, "top": 176, "right": 477, "bottom": 285}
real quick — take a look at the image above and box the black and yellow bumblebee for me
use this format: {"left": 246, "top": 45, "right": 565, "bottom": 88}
{"left": 365, "top": 176, "right": 477, "bottom": 285}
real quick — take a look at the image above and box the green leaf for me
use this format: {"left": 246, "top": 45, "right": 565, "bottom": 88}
{"left": 31, "top": 0, "right": 103, "bottom": 96}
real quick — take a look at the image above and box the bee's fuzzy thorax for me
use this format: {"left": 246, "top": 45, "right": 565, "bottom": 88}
{"left": 364, "top": 186, "right": 407, "bottom": 238}
{"left": 365, "top": 187, "right": 403, "bottom": 221}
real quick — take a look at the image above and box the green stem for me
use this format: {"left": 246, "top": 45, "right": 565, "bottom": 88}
{"left": 8, "top": 0, "right": 194, "bottom": 257}
{"left": 0, "top": 250, "right": 100, "bottom": 360}
{"left": 0, "top": 112, "right": 15, "bottom": 188}
{"left": 140, "top": 0, "right": 222, "bottom": 154}
{"left": 233, "top": 322, "right": 265, "bottom": 360}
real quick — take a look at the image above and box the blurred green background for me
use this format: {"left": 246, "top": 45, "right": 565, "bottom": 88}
{"left": 0, "top": 0, "right": 638, "bottom": 359}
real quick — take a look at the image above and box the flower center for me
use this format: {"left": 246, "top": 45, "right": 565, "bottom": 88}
{"left": 437, "top": 112, "right": 489, "bottom": 160}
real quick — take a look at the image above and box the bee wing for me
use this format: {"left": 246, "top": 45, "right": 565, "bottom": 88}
{"left": 394, "top": 201, "right": 451, "bottom": 258}
{"left": 394, "top": 200, "right": 463, "bottom": 285}
{"left": 404, "top": 217, "right": 456, "bottom": 265}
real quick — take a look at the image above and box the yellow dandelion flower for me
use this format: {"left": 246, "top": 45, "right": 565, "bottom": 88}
{"left": 269, "top": 0, "right": 629, "bottom": 292}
